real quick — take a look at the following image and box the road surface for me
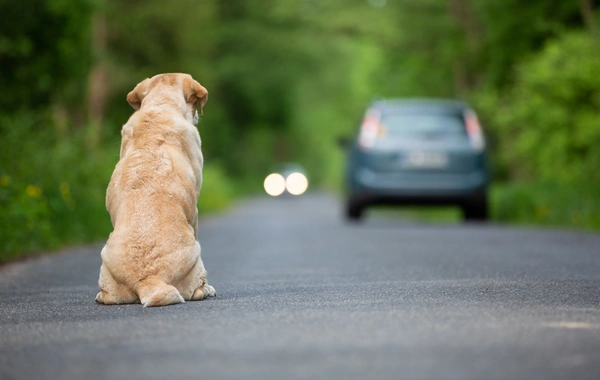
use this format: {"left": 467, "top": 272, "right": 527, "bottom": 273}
{"left": 1, "top": 193, "right": 600, "bottom": 380}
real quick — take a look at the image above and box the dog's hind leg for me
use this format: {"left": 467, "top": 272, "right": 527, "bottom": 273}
{"left": 96, "top": 263, "right": 139, "bottom": 305}
{"left": 176, "top": 251, "right": 216, "bottom": 301}
{"left": 95, "top": 289, "right": 138, "bottom": 305}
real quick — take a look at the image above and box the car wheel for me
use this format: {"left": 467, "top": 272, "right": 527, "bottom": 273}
{"left": 462, "top": 193, "right": 489, "bottom": 221}
{"left": 346, "top": 199, "right": 365, "bottom": 221}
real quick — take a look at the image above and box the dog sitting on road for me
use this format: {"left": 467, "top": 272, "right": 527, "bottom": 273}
{"left": 96, "top": 73, "right": 216, "bottom": 307}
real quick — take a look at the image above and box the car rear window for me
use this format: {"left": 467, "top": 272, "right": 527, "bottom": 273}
{"left": 380, "top": 113, "right": 466, "bottom": 138}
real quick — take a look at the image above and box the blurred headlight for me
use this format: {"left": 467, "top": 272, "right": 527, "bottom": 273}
{"left": 285, "top": 172, "right": 308, "bottom": 196}
{"left": 264, "top": 173, "right": 286, "bottom": 196}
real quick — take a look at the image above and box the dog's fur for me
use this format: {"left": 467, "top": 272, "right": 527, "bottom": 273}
{"left": 96, "top": 73, "right": 215, "bottom": 307}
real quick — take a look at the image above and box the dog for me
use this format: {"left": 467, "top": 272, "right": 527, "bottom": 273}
{"left": 96, "top": 73, "right": 216, "bottom": 307}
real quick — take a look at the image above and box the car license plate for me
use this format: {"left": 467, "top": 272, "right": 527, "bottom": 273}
{"left": 402, "top": 151, "right": 448, "bottom": 168}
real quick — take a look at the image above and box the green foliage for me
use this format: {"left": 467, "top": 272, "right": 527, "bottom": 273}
{"left": 477, "top": 32, "right": 600, "bottom": 185}
{"left": 197, "top": 162, "right": 236, "bottom": 214}
{"left": 491, "top": 183, "right": 600, "bottom": 230}
{"left": 0, "top": 113, "right": 116, "bottom": 262}
{"left": 473, "top": 0, "right": 583, "bottom": 88}
{"left": 0, "top": 0, "right": 100, "bottom": 260}
{"left": 0, "top": 0, "right": 95, "bottom": 111}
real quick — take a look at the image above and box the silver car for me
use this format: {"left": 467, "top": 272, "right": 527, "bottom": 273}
{"left": 341, "top": 98, "right": 490, "bottom": 221}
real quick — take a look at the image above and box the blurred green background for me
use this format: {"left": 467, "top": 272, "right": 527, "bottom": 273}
{"left": 1, "top": 0, "right": 599, "bottom": 262}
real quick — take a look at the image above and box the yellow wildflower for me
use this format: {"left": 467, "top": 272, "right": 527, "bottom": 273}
{"left": 26, "top": 185, "right": 42, "bottom": 199}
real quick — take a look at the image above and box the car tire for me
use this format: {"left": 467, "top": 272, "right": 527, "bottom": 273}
{"left": 346, "top": 199, "right": 365, "bottom": 221}
{"left": 462, "top": 193, "right": 489, "bottom": 222}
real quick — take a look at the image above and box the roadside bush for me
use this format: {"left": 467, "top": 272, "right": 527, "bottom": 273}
{"left": 491, "top": 183, "right": 600, "bottom": 230}
{"left": 479, "top": 32, "right": 600, "bottom": 185}
{"left": 197, "top": 162, "right": 236, "bottom": 214}
{"left": 472, "top": 32, "right": 600, "bottom": 230}
{"left": 0, "top": 113, "right": 116, "bottom": 262}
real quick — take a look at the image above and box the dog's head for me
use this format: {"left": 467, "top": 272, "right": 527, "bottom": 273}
{"left": 127, "top": 73, "right": 208, "bottom": 125}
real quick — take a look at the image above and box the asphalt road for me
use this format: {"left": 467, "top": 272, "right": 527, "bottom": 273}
{"left": 1, "top": 193, "right": 600, "bottom": 380}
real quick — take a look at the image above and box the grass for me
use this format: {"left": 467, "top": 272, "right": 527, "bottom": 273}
{"left": 369, "top": 206, "right": 462, "bottom": 224}
{"left": 367, "top": 183, "right": 600, "bottom": 231}
{"left": 490, "top": 182, "right": 600, "bottom": 231}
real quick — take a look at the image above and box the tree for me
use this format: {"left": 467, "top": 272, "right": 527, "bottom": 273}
{"left": 0, "top": 0, "right": 95, "bottom": 115}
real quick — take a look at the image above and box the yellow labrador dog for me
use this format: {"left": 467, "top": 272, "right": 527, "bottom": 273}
{"left": 96, "top": 73, "right": 216, "bottom": 307}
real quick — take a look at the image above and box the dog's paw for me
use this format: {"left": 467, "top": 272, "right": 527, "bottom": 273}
{"left": 206, "top": 284, "right": 216, "bottom": 297}
{"left": 192, "top": 283, "right": 216, "bottom": 300}
{"left": 95, "top": 291, "right": 105, "bottom": 304}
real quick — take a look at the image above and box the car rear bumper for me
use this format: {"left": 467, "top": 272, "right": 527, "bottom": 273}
{"left": 349, "top": 168, "right": 488, "bottom": 205}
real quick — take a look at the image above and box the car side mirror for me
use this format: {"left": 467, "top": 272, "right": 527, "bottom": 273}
{"left": 337, "top": 136, "right": 352, "bottom": 149}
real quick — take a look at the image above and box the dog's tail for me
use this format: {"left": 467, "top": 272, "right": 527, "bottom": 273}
{"left": 136, "top": 276, "right": 185, "bottom": 307}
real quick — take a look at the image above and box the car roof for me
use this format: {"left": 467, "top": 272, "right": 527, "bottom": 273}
{"left": 370, "top": 98, "right": 470, "bottom": 115}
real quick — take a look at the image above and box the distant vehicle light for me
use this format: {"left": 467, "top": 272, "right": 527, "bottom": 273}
{"left": 358, "top": 108, "right": 382, "bottom": 150}
{"left": 264, "top": 173, "right": 286, "bottom": 196}
{"left": 285, "top": 172, "right": 308, "bottom": 195}
{"left": 465, "top": 110, "right": 485, "bottom": 152}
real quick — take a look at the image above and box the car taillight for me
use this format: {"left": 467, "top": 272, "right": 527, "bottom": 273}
{"left": 464, "top": 110, "right": 485, "bottom": 152}
{"left": 358, "top": 109, "right": 382, "bottom": 150}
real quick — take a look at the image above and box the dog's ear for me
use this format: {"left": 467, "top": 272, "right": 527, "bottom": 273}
{"left": 184, "top": 77, "right": 208, "bottom": 115}
{"left": 126, "top": 78, "right": 150, "bottom": 111}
